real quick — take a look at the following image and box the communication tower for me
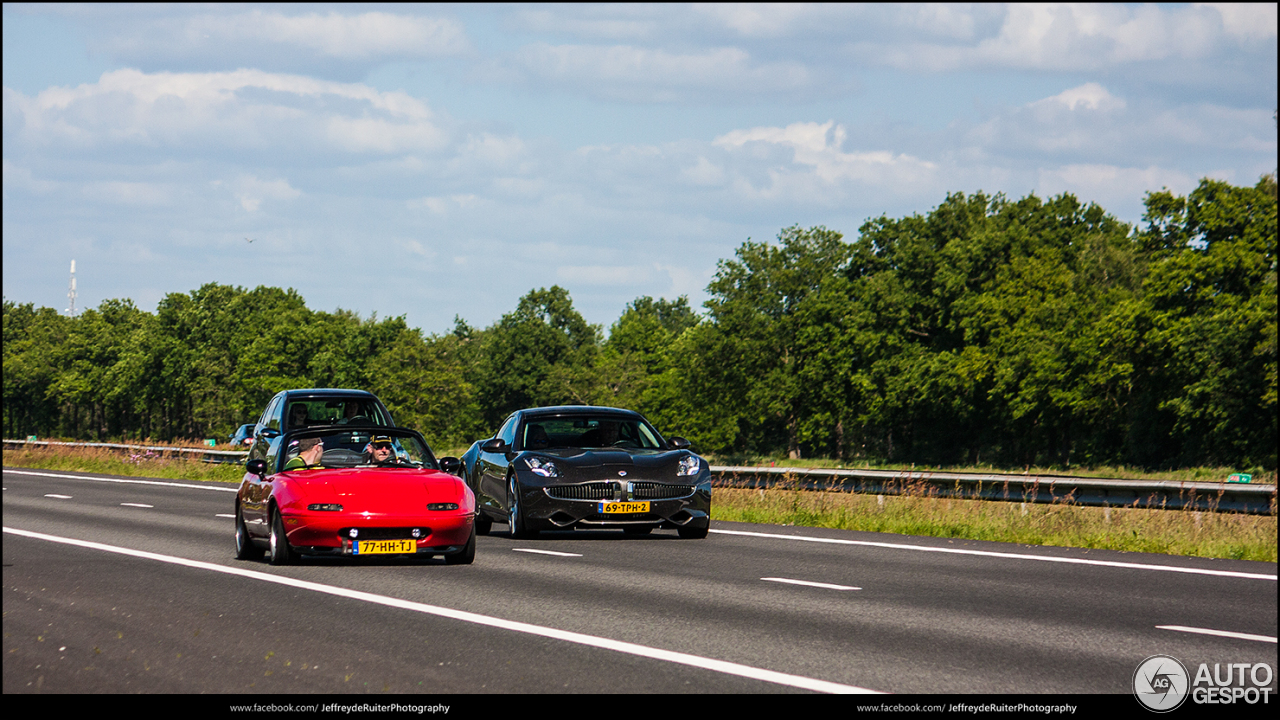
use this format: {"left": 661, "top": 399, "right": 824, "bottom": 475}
{"left": 66, "top": 259, "right": 77, "bottom": 317}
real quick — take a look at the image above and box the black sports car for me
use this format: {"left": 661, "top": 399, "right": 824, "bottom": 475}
{"left": 460, "top": 406, "right": 711, "bottom": 538}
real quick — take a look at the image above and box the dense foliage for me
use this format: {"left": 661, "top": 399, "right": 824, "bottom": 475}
{"left": 5, "top": 178, "right": 1275, "bottom": 469}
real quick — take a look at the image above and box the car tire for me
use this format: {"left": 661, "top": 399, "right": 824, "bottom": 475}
{"left": 508, "top": 476, "right": 538, "bottom": 539}
{"left": 445, "top": 524, "right": 476, "bottom": 565}
{"left": 235, "top": 505, "right": 264, "bottom": 561}
{"left": 268, "top": 507, "right": 295, "bottom": 565}
{"left": 475, "top": 513, "right": 493, "bottom": 536}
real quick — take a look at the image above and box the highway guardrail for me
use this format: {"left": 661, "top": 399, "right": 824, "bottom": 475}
{"left": 709, "top": 465, "right": 1276, "bottom": 515}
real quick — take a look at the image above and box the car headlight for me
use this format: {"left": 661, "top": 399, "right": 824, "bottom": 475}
{"left": 525, "top": 456, "right": 560, "bottom": 478}
{"left": 677, "top": 455, "right": 701, "bottom": 476}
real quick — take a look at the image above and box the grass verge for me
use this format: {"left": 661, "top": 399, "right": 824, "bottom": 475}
{"left": 713, "top": 486, "right": 1276, "bottom": 562}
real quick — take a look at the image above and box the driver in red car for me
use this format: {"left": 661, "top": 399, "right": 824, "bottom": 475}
{"left": 283, "top": 437, "right": 325, "bottom": 470}
{"left": 363, "top": 434, "right": 397, "bottom": 464}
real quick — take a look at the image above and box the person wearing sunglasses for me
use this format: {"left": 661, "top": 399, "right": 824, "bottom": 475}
{"left": 363, "top": 435, "right": 399, "bottom": 465}
{"left": 283, "top": 437, "right": 326, "bottom": 470}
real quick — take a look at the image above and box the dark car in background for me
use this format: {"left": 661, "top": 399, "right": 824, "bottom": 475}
{"left": 460, "top": 405, "right": 711, "bottom": 539}
{"left": 229, "top": 423, "right": 255, "bottom": 447}
{"left": 245, "top": 389, "right": 395, "bottom": 471}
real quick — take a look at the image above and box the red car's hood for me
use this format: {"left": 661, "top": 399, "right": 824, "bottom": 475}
{"left": 285, "top": 467, "right": 465, "bottom": 514}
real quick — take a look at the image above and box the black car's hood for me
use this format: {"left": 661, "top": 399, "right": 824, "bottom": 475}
{"left": 521, "top": 448, "right": 694, "bottom": 481}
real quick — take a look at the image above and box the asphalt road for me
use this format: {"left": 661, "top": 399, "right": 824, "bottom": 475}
{"left": 4, "top": 466, "right": 1276, "bottom": 695}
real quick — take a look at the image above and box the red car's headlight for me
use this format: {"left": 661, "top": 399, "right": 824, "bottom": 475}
{"left": 427, "top": 503, "right": 459, "bottom": 511}
{"left": 308, "top": 503, "right": 343, "bottom": 512}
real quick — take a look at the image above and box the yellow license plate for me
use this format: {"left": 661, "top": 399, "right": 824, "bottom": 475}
{"left": 598, "top": 501, "right": 650, "bottom": 514}
{"left": 353, "top": 539, "right": 416, "bottom": 555}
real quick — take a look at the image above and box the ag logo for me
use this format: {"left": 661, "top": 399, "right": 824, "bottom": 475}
{"left": 1134, "top": 655, "right": 1190, "bottom": 712}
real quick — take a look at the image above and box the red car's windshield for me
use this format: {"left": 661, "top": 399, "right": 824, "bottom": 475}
{"left": 281, "top": 429, "right": 438, "bottom": 470}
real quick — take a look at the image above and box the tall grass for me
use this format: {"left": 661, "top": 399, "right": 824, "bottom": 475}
{"left": 712, "top": 483, "right": 1277, "bottom": 562}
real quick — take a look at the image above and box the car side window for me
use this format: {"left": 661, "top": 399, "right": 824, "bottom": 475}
{"left": 259, "top": 396, "right": 279, "bottom": 428}
{"left": 265, "top": 396, "right": 284, "bottom": 431}
{"left": 498, "top": 415, "right": 518, "bottom": 445}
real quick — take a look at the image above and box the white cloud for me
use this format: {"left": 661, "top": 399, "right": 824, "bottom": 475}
{"left": 1201, "top": 3, "right": 1278, "bottom": 42}
{"left": 1037, "top": 164, "right": 1201, "bottom": 210}
{"left": 408, "top": 194, "right": 481, "bottom": 215}
{"left": 655, "top": 261, "right": 716, "bottom": 300}
{"left": 515, "top": 8, "right": 659, "bottom": 40}
{"left": 715, "top": 120, "right": 937, "bottom": 190}
{"left": 97, "top": 10, "right": 470, "bottom": 64}
{"left": 1035, "top": 83, "right": 1126, "bottom": 112}
{"left": 855, "top": 3, "right": 1269, "bottom": 71}
{"left": 227, "top": 175, "right": 301, "bottom": 213}
{"left": 7, "top": 68, "right": 447, "bottom": 155}
{"left": 556, "top": 265, "right": 655, "bottom": 286}
{"left": 494, "top": 43, "right": 812, "bottom": 102}
{"left": 681, "top": 156, "right": 725, "bottom": 186}
{"left": 2, "top": 160, "right": 57, "bottom": 197}
{"left": 82, "top": 180, "right": 172, "bottom": 207}
{"left": 235, "top": 11, "right": 469, "bottom": 59}
{"left": 692, "top": 3, "right": 814, "bottom": 37}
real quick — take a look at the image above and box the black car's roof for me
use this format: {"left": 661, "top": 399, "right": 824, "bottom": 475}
{"left": 519, "top": 405, "right": 644, "bottom": 419}
{"left": 280, "top": 388, "right": 381, "bottom": 398}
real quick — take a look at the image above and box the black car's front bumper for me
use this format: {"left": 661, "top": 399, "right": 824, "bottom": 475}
{"left": 517, "top": 476, "right": 712, "bottom": 531}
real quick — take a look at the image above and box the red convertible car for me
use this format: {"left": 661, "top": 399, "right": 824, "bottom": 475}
{"left": 234, "top": 426, "right": 475, "bottom": 565}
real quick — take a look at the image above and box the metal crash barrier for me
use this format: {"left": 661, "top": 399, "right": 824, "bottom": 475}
{"left": 710, "top": 465, "right": 1276, "bottom": 516}
{"left": 4, "top": 438, "right": 248, "bottom": 465}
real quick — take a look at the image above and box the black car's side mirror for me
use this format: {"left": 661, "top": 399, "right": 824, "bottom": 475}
{"left": 246, "top": 459, "right": 267, "bottom": 476}
{"left": 669, "top": 436, "right": 691, "bottom": 450}
{"left": 439, "top": 457, "right": 462, "bottom": 475}
{"left": 480, "top": 438, "right": 508, "bottom": 453}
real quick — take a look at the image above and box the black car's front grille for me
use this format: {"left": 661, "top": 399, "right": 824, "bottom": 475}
{"left": 545, "top": 482, "right": 616, "bottom": 501}
{"left": 631, "top": 482, "right": 695, "bottom": 500}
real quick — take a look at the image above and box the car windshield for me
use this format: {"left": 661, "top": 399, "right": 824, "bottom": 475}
{"left": 520, "top": 416, "right": 662, "bottom": 450}
{"left": 280, "top": 429, "right": 438, "bottom": 471}
{"left": 285, "top": 397, "right": 391, "bottom": 430}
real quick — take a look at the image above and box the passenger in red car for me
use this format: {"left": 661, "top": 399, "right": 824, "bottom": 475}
{"left": 283, "top": 437, "right": 325, "bottom": 470}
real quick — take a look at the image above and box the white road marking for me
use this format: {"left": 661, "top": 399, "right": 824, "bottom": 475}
{"left": 120, "top": 503, "right": 154, "bottom": 508}
{"left": 4, "top": 469, "right": 238, "bottom": 492}
{"left": 1157, "top": 625, "right": 1277, "bottom": 643}
{"left": 215, "top": 514, "right": 236, "bottom": 518}
{"left": 2, "top": 526, "right": 879, "bottom": 694}
{"left": 711, "top": 529, "right": 1278, "bottom": 581}
{"left": 762, "top": 577, "right": 861, "bottom": 591}
{"left": 44, "top": 494, "right": 73, "bottom": 499}
{"left": 513, "top": 548, "right": 583, "bottom": 557}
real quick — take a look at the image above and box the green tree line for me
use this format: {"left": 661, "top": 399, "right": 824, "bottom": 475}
{"left": 4, "top": 177, "right": 1275, "bottom": 470}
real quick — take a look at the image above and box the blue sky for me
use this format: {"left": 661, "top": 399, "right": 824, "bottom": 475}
{"left": 4, "top": 3, "right": 1276, "bottom": 335}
